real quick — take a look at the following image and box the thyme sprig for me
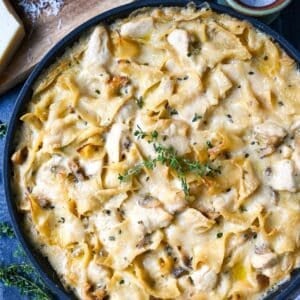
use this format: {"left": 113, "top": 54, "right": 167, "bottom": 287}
{"left": 0, "top": 264, "right": 51, "bottom": 300}
{"left": 134, "top": 125, "right": 158, "bottom": 143}
{"left": 119, "top": 128, "right": 220, "bottom": 196}
{"left": 0, "top": 223, "right": 51, "bottom": 299}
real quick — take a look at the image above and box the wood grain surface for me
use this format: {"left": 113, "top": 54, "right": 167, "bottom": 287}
{"left": 0, "top": 0, "right": 132, "bottom": 95}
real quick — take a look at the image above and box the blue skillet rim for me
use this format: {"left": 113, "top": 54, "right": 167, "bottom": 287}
{"left": 3, "top": 1, "right": 300, "bottom": 299}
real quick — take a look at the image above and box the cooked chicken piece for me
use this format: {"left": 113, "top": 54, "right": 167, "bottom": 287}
{"left": 167, "top": 29, "right": 189, "bottom": 57}
{"left": 267, "top": 159, "right": 297, "bottom": 192}
{"left": 83, "top": 26, "right": 111, "bottom": 71}
{"left": 105, "top": 123, "right": 128, "bottom": 163}
{"left": 120, "top": 17, "right": 154, "bottom": 39}
{"left": 254, "top": 122, "right": 287, "bottom": 157}
{"left": 190, "top": 265, "right": 218, "bottom": 292}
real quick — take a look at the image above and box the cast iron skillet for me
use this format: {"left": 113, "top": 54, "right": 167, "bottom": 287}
{"left": 4, "top": 0, "right": 300, "bottom": 299}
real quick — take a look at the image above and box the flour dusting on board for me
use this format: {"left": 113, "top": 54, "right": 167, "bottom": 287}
{"left": 18, "top": 0, "right": 64, "bottom": 21}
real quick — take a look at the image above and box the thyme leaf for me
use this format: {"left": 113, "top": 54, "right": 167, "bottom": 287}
{"left": 0, "top": 121, "right": 7, "bottom": 138}
{"left": 118, "top": 164, "right": 143, "bottom": 182}
{"left": 0, "top": 222, "right": 15, "bottom": 238}
{"left": 134, "top": 126, "right": 158, "bottom": 143}
{"left": 134, "top": 125, "right": 147, "bottom": 140}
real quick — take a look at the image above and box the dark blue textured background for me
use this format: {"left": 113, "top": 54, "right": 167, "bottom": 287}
{"left": 0, "top": 1, "right": 300, "bottom": 299}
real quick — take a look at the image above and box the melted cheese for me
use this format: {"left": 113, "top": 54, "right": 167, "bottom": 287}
{"left": 12, "top": 5, "right": 300, "bottom": 300}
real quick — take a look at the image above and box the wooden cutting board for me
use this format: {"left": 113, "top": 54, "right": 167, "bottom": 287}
{"left": 0, "top": 0, "right": 132, "bottom": 95}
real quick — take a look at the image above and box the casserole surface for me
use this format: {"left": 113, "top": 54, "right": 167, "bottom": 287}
{"left": 7, "top": 2, "right": 300, "bottom": 300}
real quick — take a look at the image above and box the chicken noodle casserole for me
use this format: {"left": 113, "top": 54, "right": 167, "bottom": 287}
{"left": 12, "top": 4, "right": 300, "bottom": 300}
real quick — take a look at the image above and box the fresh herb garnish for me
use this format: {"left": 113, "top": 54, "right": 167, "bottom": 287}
{"left": 0, "top": 222, "right": 15, "bottom": 238}
{"left": 216, "top": 232, "right": 223, "bottom": 238}
{"left": 0, "top": 223, "right": 51, "bottom": 298}
{"left": 134, "top": 125, "right": 147, "bottom": 140}
{"left": 135, "top": 96, "right": 144, "bottom": 108}
{"left": 192, "top": 113, "right": 202, "bottom": 122}
{"left": 0, "top": 264, "right": 51, "bottom": 300}
{"left": 134, "top": 126, "right": 158, "bottom": 143}
{"left": 119, "top": 128, "right": 220, "bottom": 197}
{"left": 206, "top": 140, "right": 213, "bottom": 149}
{"left": 0, "top": 121, "right": 7, "bottom": 138}
{"left": 150, "top": 130, "right": 158, "bottom": 141}
{"left": 118, "top": 163, "right": 144, "bottom": 182}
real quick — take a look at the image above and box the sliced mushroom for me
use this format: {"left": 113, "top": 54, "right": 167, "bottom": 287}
{"left": 251, "top": 246, "right": 278, "bottom": 269}
{"left": 137, "top": 194, "right": 161, "bottom": 208}
{"left": 68, "top": 159, "right": 88, "bottom": 181}
{"left": 37, "top": 196, "right": 54, "bottom": 209}
{"left": 136, "top": 233, "right": 152, "bottom": 249}
{"left": 256, "top": 274, "right": 270, "bottom": 290}
{"left": 254, "top": 122, "right": 287, "bottom": 157}
{"left": 172, "top": 266, "right": 188, "bottom": 278}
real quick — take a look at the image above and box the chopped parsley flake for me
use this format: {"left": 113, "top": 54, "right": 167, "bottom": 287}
{"left": 216, "top": 232, "right": 223, "bottom": 238}
{"left": 206, "top": 141, "right": 213, "bottom": 149}
{"left": 192, "top": 113, "right": 202, "bottom": 122}
{"left": 134, "top": 125, "right": 147, "bottom": 140}
{"left": 135, "top": 96, "right": 144, "bottom": 108}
